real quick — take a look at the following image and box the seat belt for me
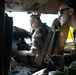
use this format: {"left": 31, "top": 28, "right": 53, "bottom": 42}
{"left": 44, "top": 30, "right": 58, "bottom": 64}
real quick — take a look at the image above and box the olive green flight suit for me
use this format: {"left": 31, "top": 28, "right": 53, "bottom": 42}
{"left": 30, "top": 23, "right": 51, "bottom": 55}
{"left": 51, "top": 54, "right": 76, "bottom": 75}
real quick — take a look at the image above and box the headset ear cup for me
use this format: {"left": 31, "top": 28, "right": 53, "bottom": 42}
{"left": 52, "top": 18, "right": 61, "bottom": 30}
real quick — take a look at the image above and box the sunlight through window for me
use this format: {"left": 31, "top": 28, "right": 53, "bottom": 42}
{"left": 6, "top": 12, "right": 58, "bottom": 32}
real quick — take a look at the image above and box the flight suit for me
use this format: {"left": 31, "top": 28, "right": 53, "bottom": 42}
{"left": 50, "top": 54, "right": 76, "bottom": 75}
{"left": 30, "top": 23, "right": 51, "bottom": 55}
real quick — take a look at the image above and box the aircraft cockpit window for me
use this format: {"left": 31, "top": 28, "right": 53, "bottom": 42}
{"left": 6, "top": 12, "right": 58, "bottom": 30}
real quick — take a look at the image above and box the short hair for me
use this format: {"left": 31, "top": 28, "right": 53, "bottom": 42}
{"left": 62, "top": 0, "right": 76, "bottom": 9}
{"left": 30, "top": 15, "right": 40, "bottom": 20}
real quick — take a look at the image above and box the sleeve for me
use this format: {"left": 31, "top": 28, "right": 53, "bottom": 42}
{"left": 63, "top": 53, "right": 76, "bottom": 66}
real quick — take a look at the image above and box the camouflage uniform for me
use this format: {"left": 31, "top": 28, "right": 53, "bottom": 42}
{"left": 30, "top": 23, "right": 51, "bottom": 55}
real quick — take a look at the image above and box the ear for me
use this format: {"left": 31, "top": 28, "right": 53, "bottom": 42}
{"left": 69, "top": 8, "right": 74, "bottom": 15}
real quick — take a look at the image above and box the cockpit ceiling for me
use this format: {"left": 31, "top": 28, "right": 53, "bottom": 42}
{"left": 5, "top": 0, "right": 65, "bottom": 14}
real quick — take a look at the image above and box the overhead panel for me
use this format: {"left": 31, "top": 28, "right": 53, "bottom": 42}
{"left": 5, "top": 0, "right": 48, "bottom": 11}
{"left": 5, "top": 0, "right": 65, "bottom": 14}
